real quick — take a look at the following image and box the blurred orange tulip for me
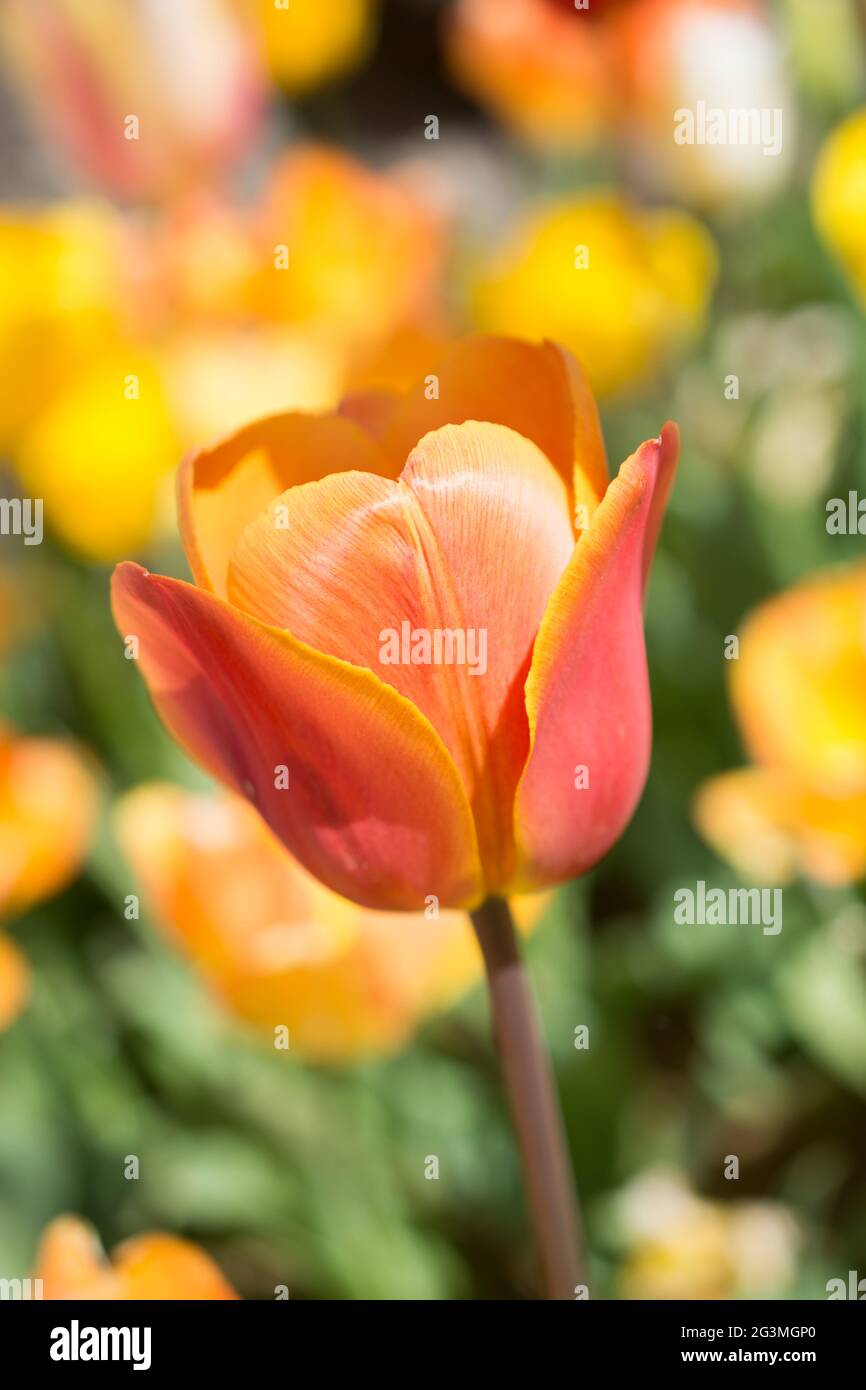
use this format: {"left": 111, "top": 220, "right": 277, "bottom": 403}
{"left": 0, "top": 725, "right": 100, "bottom": 1030}
{"left": 616, "top": 0, "right": 795, "bottom": 207}
{"left": 155, "top": 146, "right": 449, "bottom": 418}
{"left": 34, "top": 1215, "right": 238, "bottom": 1299}
{"left": 250, "top": 146, "right": 447, "bottom": 360}
{"left": 0, "top": 933, "right": 30, "bottom": 1031}
{"left": 447, "top": 0, "right": 616, "bottom": 151}
{"left": 112, "top": 335, "right": 678, "bottom": 912}
{"left": 154, "top": 145, "right": 450, "bottom": 440}
{"left": 448, "top": 0, "right": 793, "bottom": 206}
{"left": 0, "top": 0, "right": 262, "bottom": 199}
{"left": 0, "top": 726, "right": 100, "bottom": 919}
{"left": 694, "top": 562, "right": 866, "bottom": 886}
{"left": 115, "top": 782, "right": 546, "bottom": 1061}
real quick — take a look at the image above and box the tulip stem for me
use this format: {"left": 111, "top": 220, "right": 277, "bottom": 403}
{"left": 470, "top": 896, "right": 585, "bottom": 1300}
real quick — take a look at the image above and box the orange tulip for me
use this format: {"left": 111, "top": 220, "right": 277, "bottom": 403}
{"left": 0, "top": 726, "right": 100, "bottom": 919}
{"left": 448, "top": 0, "right": 793, "bottom": 207}
{"left": 0, "top": 933, "right": 30, "bottom": 1031}
{"left": 616, "top": 0, "right": 795, "bottom": 207}
{"left": 447, "top": 0, "right": 616, "bottom": 151}
{"left": 115, "top": 782, "right": 545, "bottom": 1060}
{"left": 694, "top": 562, "right": 866, "bottom": 886}
{"left": 0, "top": 725, "right": 100, "bottom": 1031}
{"left": 112, "top": 335, "right": 678, "bottom": 912}
{"left": 250, "top": 146, "right": 447, "bottom": 359}
{"left": 34, "top": 1215, "right": 237, "bottom": 1300}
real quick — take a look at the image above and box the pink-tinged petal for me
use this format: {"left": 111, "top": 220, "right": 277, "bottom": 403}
{"left": 0, "top": 0, "right": 262, "bottom": 200}
{"left": 514, "top": 423, "right": 679, "bottom": 888}
{"left": 178, "top": 412, "right": 392, "bottom": 598}
{"left": 111, "top": 563, "right": 482, "bottom": 911}
{"left": 227, "top": 421, "right": 575, "bottom": 887}
{"left": 337, "top": 387, "right": 400, "bottom": 442}
{"left": 641, "top": 418, "right": 679, "bottom": 591}
{"left": 379, "top": 335, "right": 608, "bottom": 520}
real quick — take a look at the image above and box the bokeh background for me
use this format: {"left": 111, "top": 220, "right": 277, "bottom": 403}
{"left": 2, "top": 0, "right": 866, "bottom": 1300}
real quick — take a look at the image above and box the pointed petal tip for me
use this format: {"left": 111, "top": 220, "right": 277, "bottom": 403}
{"left": 659, "top": 419, "right": 680, "bottom": 452}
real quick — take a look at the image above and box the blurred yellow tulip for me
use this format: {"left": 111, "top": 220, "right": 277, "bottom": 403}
{"left": 615, "top": 1170, "right": 798, "bottom": 1299}
{"left": 0, "top": 0, "right": 262, "bottom": 199}
{"left": 694, "top": 562, "right": 866, "bottom": 886}
{"left": 34, "top": 1215, "right": 238, "bottom": 1299}
{"left": 115, "top": 783, "right": 546, "bottom": 1062}
{"left": 15, "top": 354, "right": 180, "bottom": 563}
{"left": 0, "top": 202, "right": 185, "bottom": 561}
{"left": 812, "top": 107, "right": 866, "bottom": 308}
{"left": 472, "top": 193, "right": 716, "bottom": 396}
{"left": 0, "top": 202, "right": 130, "bottom": 451}
{"left": 0, "top": 147, "right": 449, "bottom": 559}
{"left": 253, "top": 0, "right": 377, "bottom": 95}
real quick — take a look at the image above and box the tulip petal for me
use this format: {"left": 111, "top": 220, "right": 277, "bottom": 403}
{"left": 111, "top": 563, "right": 482, "bottom": 910}
{"left": 227, "top": 421, "right": 575, "bottom": 886}
{"left": 33, "top": 1216, "right": 238, "bottom": 1300}
{"left": 641, "top": 416, "right": 679, "bottom": 592}
{"left": 695, "top": 766, "right": 866, "bottom": 889}
{"left": 113, "top": 1234, "right": 238, "bottom": 1301}
{"left": 0, "top": 933, "right": 30, "bottom": 1031}
{"left": 379, "top": 334, "right": 608, "bottom": 520}
{"left": 514, "top": 423, "right": 679, "bottom": 887}
{"left": 35, "top": 1217, "right": 122, "bottom": 1300}
{"left": 731, "top": 561, "right": 866, "bottom": 797}
{"left": 0, "top": 729, "right": 100, "bottom": 918}
{"left": 254, "top": 145, "right": 444, "bottom": 343}
{"left": 178, "top": 411, "right": 392, "bottom": 597}
{"left": 338, "top": 387, "right": 400, "bottom": 441}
